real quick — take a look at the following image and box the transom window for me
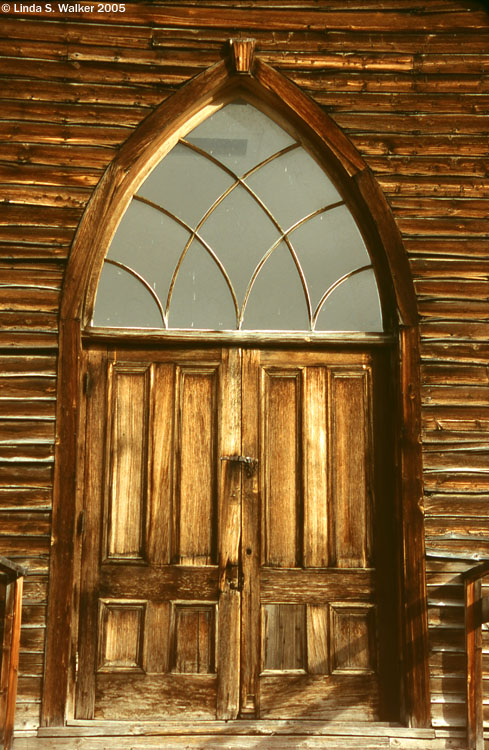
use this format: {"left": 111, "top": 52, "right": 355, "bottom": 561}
{"left": 92, "top": 100, "right": 383, "bottom": 332}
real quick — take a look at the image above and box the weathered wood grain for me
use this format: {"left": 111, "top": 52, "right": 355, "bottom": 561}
{"left": 329, "top": 369, "right": 371, "bottom": 568}
{"left": 425, "top": 495, "right": 489, "bottom": 517}
{"left": 419, "top": 301, "right": 489, "bottom": 321}
{"left": 4, "top": 5, "right": 486, "bottom": 34}
{"left": 0, "top": 185, "right": 90, "bottom": 210}
{"left": 421, "top": 365, "right": 489, "bottom": 386}
{"left": 2, "top": 0, "right": 489, "bottom": 741}
{"left": 422, "top": 384, "right": 489, "bottom": 406}
{"left": 379, "top": 177, "right": 489, "bottom": 199}
{"left": 326, "top": 92, "right": 489, "bottom": 114}
{"left": 0, "top": 513, "right": 51, "bottom": 537}
{"left": 0, "top": 163, "right": 102, "bottom": 189}
{"left": 147, "top": 363, "right": 173, "bottom": 566}
{"left": 303, "top": 367, "right": 328, "bottom": 568}
{"left": 260, "top": 673, "right": 379, "bottom": 720}
{"left": 0, "top": 99, "right": 151, "bottom": 128}
{"left": 262, "top": 369, "right": 300, "bottom": 567}
{"left": 0, "top": 488, "right": 52, "bottom": 510}
{"left": 335, "top": 113, "right": 489, "bottom": 135}
{"left": 106, "top": 366, "right": 149, "bottom": 559}
{"left": 8, "top": 734, "right": 403, "bottom": 750}
{"left": 0, "top": 58, "right": 198, "bottom": 86}
{"left": 0, "top": 79, "right": 171, "bottom": 107}
{"left": 216, "top": 348, "right": 241, "bottom": 719}
{"left": 260, "top": 568, "right": 375, "bottom": 603}
{"left": 94, "top": 674, "right": 217, "bottom": 720}
{"left": 0, "top": 142, "right": 116, "bottom": 169}
{"left": 0, "top": 121, "right": 131, "bottom": 147}
{"left": 175, "top": 367, "right": 217, "bottom": 565}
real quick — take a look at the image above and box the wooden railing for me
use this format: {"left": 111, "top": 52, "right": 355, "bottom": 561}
{"left": 427, "top": 549, "right": 489, "bottom": 750}
{"left": 0, "top": 556, "right": 26, "bottom": 750}
{"left": 464, "top": 559, "right": 489, "bottom": 750}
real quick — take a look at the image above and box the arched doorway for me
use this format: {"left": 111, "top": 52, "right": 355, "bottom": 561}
{"left": 42, "top": 48, "right": 430, "bottom": 730}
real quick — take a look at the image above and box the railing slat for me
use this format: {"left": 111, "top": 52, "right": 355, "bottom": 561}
{"left": 465, "top": 577, "right": 483, "bottom": 750}
{"left": 0, "top": 560, "right": 25, "bottom": 750}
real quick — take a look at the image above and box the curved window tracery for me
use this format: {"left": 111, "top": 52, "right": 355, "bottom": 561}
{"left": 92, "top": 100, "right": 384, "bottom": 332}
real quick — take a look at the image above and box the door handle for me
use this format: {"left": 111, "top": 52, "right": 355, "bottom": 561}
{"left": 220, "top": 454, "right": 258, "bottom": 477}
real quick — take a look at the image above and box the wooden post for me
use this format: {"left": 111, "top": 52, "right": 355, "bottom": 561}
{"left": 0, "top": 558, "right": 26, "bottom": 750}
{"left": 463, "top": 560, "right": 489, "bottom": 750}
{"left": 465, "top": 577, "right": 483, "bottom": 750}
{"left": 426, "top": 552, "right": 489, "bottom": 750}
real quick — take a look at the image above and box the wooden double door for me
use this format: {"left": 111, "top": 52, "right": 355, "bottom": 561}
{"left": 75, "top": 345, "right": 398, "bottom": 722}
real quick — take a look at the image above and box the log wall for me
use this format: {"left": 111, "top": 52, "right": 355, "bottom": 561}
{"left": 0, "top": 0, "right": 488, "bottom": 737}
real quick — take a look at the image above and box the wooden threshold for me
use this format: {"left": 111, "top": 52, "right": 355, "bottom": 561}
{"left": 39, "top": 721, "right": 437, "bottom": 739}
{"left": 12, "top": 727, "right": 468, "bottom": 750}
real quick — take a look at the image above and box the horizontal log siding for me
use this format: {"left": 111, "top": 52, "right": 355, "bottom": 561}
{"left": 0, "top": 0, "right": 487, "bottom": 735}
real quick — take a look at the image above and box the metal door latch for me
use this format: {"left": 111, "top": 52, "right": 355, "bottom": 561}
{"left": 220, "top": 454, "right": 258, "bottom": 477}
{"left": 220, "top": 562, "right": 244, "bottom": 593}
{"left": 229, "top": 569, "right": 244, "bottom": 592}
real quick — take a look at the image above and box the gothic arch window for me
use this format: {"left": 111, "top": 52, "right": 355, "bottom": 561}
{"left": 43, "top": 54, "right": 429, "bottom": 732}
{"left": 91, "top": 99, "right": 384, "bottom": 334}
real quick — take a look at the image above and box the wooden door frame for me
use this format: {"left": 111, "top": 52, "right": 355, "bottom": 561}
{"left": 42, "top": 46, "right": 430, "bottom": 728}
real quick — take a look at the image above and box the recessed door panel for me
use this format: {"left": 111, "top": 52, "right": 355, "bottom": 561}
{"left": 175, "top": 366, "right": 218, "bottom": 565}
{"left": 330, "top": 369, "right": 372, "bottom": 568}
{"left": 105, "top": 364, "right": 150, "bottom": 561}
{"left": 262, "top": 370, "right": 301, "bottom": 568}
{"left": 240, "top": 349, "right": 392, "bottom": 721}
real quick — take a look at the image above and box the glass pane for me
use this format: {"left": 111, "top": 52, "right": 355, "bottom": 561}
{"left": 92, "top": 98, "right": 386, "bottom": 334}
{"left": 245, "top": 147, "right": 342, "bottom": 229}
{"left": 199, "top": 184, "right": 280, "bottom": 307}
{"left": 185, "top": 100, "right": 295, "bottom": 175}
{"left": 291, "top": 205, "right": 372, "bottom": 312}
{"left": 169, "top": 239, "right": 237, "bottom": 330}
{"left": 93, "top": 262, "right": 163, "bottom": 328}
{"left": 314, "top": 268, "right": 383, "bottom": 332}
{"left": 105, "top": 201, "right": 190, "bottom": 310}
{"left": 242, "top": 242, "right": 309, "bottom": 331}
{"left": 136, "top": 143, "right": 234, "bottom": 228}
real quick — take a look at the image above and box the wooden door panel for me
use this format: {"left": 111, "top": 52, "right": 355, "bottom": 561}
{"left": 147, "top": 362, "right": 173, "bottom": 565}
{"left": 307, "top": 604, "right": 329, "bottom": 674}
{"left": 260, "top": 568, "right": 375, "bottom": 603}
{"left": 144, "top": 602, "right": 170, "bottom": 674}
{"left": 105, "top": 364, "right": 150, "bottom": 561}
{"left": 303, "top": 367, "right": 328, "bottom": 568}
{"left": 175, "top": 366, "right": 218, "bottom": 565}
{"left": 262, "top": 369, "right": 301, "bottom": 568}
{"left": 260, "top": 602, "right": 377, "bottom": 677}
{"left": 78, "top": 345, "right": 395, "bottom": 724}
{"left": 330, "top": 369, "right": 372, "bottom": 568}
{"left": 97, "top": 600, "right": 146, "bottom": 672}
{"left": 259, "top": 673, "right": 379, "bottom": 720}
{"left": 77, "top": 349, "right": 235, "bottom": 721}
{"left": 330, "top": 603, "right": 376, "bottom": 673}
{"left": 241, "top": 349, "right": 385, "bottom": 722}
{"left": 95, "top": 674, "right": 217, "bottom": 720}
{"left": 172, "top": 604, "right": 216, "bottom": 674}
{"left": 99, "top": 566, "right": 220, "bottom": 601}
{"left": 262, "top": 604, "right": 306, "bottom": 671}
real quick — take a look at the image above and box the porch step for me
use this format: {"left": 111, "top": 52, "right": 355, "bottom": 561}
{"left": 12, "top": 722, "right": 469, "bottom": 750}
{"left": 13, "top": 737, "right": 469, "bottom": 750}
